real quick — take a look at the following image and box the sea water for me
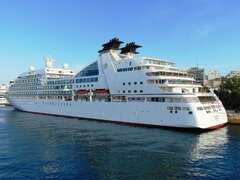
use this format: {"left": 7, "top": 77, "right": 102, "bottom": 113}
{"left": 0, "top": 106, "right": 239, "bottom": 179}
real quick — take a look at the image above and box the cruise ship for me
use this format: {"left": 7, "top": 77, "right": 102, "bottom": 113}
{"left": 6, "top": 38, "right": 227, "bottom": 129}
{"left": 0, "top": 84, "right": 9, "bottom": 106}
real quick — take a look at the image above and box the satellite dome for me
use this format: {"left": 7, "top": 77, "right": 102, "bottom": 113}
{"left": 63, "top": 63, "right": 69, "bottom": 69}
{"left": 29, "top": 66, "right": 35, "bottom": 71}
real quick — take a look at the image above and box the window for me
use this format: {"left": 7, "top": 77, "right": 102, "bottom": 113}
{"left": 182, "top": 107, "right": 190, "bottom": 111}
{"left": 128, "top": 97, "right": 145, "bottom": 102}
{"left": 75, "top": 61, "right": 99, "bottom": 77}
{"left": 134, "top": 82, "right": 137, "bottom": 85}
{"left": 128, "top": 82, "right": 131, "bottom": 85}
{"left": 167, "top": 107, "right": 173, "bottom": 110}
{"left": 140, "top": 90, "right": 143, "bottom": 93}
{"left": 123, "top": 90, "right": 125, "bottom": 93}
{"left": 197, "top": 107, "right": 203, "bottom": 111}
{"left": 174, "top": 107, "right": 181, "bottom": 111}
{"left": 134, "top": 66, "right": 141, "bottom": 70}
{"left": 204, "top": 106, "right": 211, "bottom": 110}
{"left": 147, "top": 97, "right": 165, "bottom": 102}
{"left": 123, "top": 83, "right": 125, "bottom": 85}
{"left": 128, "top": 90, "right": 131, "bottom": 93}
{"left": 140, "top": 81, "right": 143, "bottom": 84}
{"left": 134, "top": 90, "right": 137, "bottom": 93}
{"left": 198, "top": 96, "right": 217, "bottom": 104}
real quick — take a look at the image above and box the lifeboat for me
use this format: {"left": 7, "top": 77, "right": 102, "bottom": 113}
{"left": 94, "top": 89, "right": 110, "bottom": 94}
{"left": 76, "top": 90, "right": 88, "bottom": 95}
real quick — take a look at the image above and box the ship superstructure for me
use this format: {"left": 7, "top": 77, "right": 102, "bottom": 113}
{"left": 0, "top": 84, "right": 9, "bottom": 106}
{"left": 7, "top": 38, "right": 227, "bottom": 129}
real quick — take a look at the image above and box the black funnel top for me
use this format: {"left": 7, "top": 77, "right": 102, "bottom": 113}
{"left": 98, "top": 38, "right": 124, "bottom": 53}
{"left": 120, "top": 42, "right": 142, "bottom": 54}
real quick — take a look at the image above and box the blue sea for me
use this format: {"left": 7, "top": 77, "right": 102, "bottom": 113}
{"left": 0, "top": 106, "right": 240, "bottom": 179}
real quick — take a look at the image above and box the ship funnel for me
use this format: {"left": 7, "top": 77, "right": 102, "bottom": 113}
{"left": 45, "top": 57, "right": 54, "bottom": 68}
{"left": 120, "top": 42, "right": 142, "bottom": 55}
{"left": 98, "top": 38, "right": 124, "bottom": 53}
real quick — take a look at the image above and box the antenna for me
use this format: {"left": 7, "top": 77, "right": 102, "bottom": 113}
{"left": 44, "top": 57, "right": 54, "bottom": 68}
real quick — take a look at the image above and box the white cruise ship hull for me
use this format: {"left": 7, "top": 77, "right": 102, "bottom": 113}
{"left": 7, "top": 98, "right": 227, "bottom": 129}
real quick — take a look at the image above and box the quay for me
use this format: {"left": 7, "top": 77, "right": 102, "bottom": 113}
{"left": 227, "top": 111, "right": 240, "bottom": 124}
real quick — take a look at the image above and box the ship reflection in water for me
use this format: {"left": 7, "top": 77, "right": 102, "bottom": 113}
{"left": 0, "top": 107, "right": 239, "bottom": 179}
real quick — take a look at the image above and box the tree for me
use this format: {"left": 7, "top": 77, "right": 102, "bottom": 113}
{"left": 214, "top": 77, "right": 240, "bottom": 111}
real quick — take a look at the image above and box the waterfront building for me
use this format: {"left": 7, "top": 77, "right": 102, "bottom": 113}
{"left": 205, "top": 71, "right": 222, "bottom": 89}
{"left": 187, "top": 67, "right": 205, "bottom": 86}
{"left": 208, "top": 71, "right": 221, "bottom": 81}
{"left": 226, "top": 71, "right": 240, "bottom": 78}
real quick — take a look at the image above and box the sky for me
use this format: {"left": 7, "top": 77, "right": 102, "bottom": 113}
{"left": 0, "top": 0, "right": 240, "bottom": 84}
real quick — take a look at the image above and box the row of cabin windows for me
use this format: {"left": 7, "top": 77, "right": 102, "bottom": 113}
{"left": 167, "top": 106, "right": 192, "bottom": 114}
{"left": 42, "top": 91, "right": 72, "bottom": 95}
{"left": 11, "top": 82, "right": 38, "bottom": 87}
{"left": 7, "top": 96, "right": 38, "bottom": 99}
{"left": 43, "top": 85, "right": 72, "bottom": 90}
{"left": 76, "top": 77, "right": 98, "bottom": 83}
{"left": 15, "top": 79, "right": 38, "bottom": 84}
{"left": 167, "top": 106, "right": 190, "bottom": 111}
{"left": 123, "top": 81, "right": 143, "bottom": 86}
{"left": 117, "top": 66, "right": 142, "bottom": 72}
{"left": 47, "top": 80, "right": 74, "bottom": 85}
{"left": 76, "top": 84, "right": 94, "bottom": 88}
{"left": 147, "top": 97, "right": 199, "bottom": 103}
{"left": 8, "top": 90, "right": 72, "bottom": 95}
{"left": 46, "top": 69, "right": 73, "bottom": 74}
{"left": 18, "top": 74, "right": 42, "bottom": 79}
{"left": 46, "top": 74, "right": 73, "bottom": 79}
{"left": 122, "top": 90, "right": 143, "bottom": 94}
{"left": 9, "top": 86, "right": 38, "bottom": 91}
{"left": 43, "top": 102, "right": 72, "bottom": 106}
{"left": 197, "top": 105, "right": 223, "bottom": 113}
{"left": 8, "top": 91, "right": 37, "bottom": 95}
